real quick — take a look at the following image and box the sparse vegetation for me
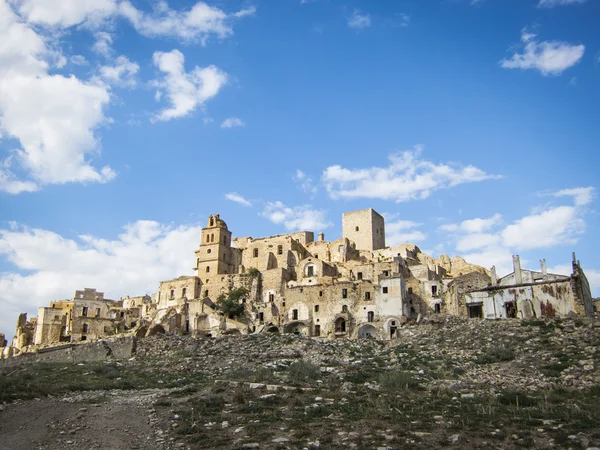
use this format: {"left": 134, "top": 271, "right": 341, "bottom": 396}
{"left": 216, "top": 287, "right": 249, "bottom": 319}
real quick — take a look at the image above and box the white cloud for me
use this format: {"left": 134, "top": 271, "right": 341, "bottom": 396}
{"left": 99, "top": 55, "right": 139, "bottom": 87}
{"left": 552, "top": 186, "right": 594, "bottom": 206}
{"left": 501, "top": 29, "right": 585, "bottom": 76}
{"left": 538, "top": 0, "right": 587, "bottom": 7}
{"left": 456, "top": 233, "right": 501, "bottom": 252}
{"left": 261, "top": 201, "right": 332, "bottom": 231}
{"left": 15, "top": 0, "right": 117, "bottom": 28}
{"left": 118, "top": 1, "right": 254, "bottom": 44}
{"left": 220, "top": 117, "right": 245, "bottom": 128}
{"left": 151, "top": 49, "right": 228, "bottom": 121}
{"left": 0, "top": 0, "right": 115, "bottom": 193}
{"left": 0, "top": 220, "right": 203, "bottom": 338}
{"left": 15, "top": 0, "right": 255, "bottom": 44}
{"left": 70, "top": 55, "right": 88, "bottom": 66}
{"left": 225, "top": 192, "right": 252, "bottom": 207}
{"left": 501, "top": 206, "right": 585, "bottom": 249}
{"left": 323, "top": 145, "right": 500, "bottom": 203}
{"left": 386, "top": 220, "right": 426, "bottom": 246}
{"left": 293, "top": 170, "right": 317, "bottom": 197}
{"left": 348, "top": 10, "right": 371, "bottom": 29}
{"left": 92, "top": 31, "right": 113, "bottom": 56}
{"left": 440, "top": 213, "right": 503, "bottom": 233}
{"left": 440, "top": 189, "right": 593, "bottom": 276}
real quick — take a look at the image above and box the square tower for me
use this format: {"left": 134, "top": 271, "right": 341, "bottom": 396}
{"left": 342, "top": 208, "right": 385, "bottom": 251}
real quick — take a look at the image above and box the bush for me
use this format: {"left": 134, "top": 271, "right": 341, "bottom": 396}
{"left": 498, "top": 390, "right": 537, "bottom": 407}
{"left": 288, "top": 361, "right": 321, "bottom": 383}
{"left": 476, "top": 346, "right": 515, "bottom": 364}
{"left": 216, "top": 287, "right": 249, "bottom": 319}
{"left": 378, "top": 371, "right": 418, "bottom": 391}
{"left": 246, "top": 267, "right": 260, "bottom": 278}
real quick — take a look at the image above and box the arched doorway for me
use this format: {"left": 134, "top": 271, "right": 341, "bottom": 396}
{"left": 146, "top": 324, "right": 166, "bottom": 337}
{"left": 335, "top": 317, "right": 346, "bottom": 333}
{"left": 358, "top": 324, "right": 377, "bottom": 339}
{"left": 283, "top": 322, "right": 308, "bottom": 336}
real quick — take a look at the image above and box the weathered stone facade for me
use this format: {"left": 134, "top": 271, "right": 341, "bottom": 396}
{"left": 4, "top": 209, "right": 595, "bottom": 358}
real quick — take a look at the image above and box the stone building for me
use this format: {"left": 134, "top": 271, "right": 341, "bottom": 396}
{"left": 5, "top": 208, "right": 595, "bottom": 357}
{"left": 465, "top": 254, "right": 593, "bottom": 319}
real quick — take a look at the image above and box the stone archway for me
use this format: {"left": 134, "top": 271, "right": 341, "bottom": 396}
{"left": 283, "top": 322, "right": 308, "bottom": 336}
{"left": 335, "top": 317, "right": 347, "bottom": 333}
{"left": 358, "top": 324, "right": 377, "bottom": 339}
{"left": 146, "top": 324, "right": 166, "bottom": 337}
{"left": 265, "top": 325, "right": 279, "bottom": 333}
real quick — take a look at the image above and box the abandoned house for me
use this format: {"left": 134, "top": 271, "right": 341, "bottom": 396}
{"left": 3, "top": 208, "right": 594, "bottom": 357}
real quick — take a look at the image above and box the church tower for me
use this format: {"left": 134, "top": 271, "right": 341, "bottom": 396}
{"left": 195, "top": 214, "right": 234, "bottom": 277}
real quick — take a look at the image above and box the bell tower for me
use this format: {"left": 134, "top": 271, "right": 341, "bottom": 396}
{"left": 195, "top": 214, "right": 234, "bottom": 277}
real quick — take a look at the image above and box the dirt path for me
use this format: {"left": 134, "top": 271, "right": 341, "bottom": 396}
{"left": 0, "top": 390, "right": 178, "bottom": 450}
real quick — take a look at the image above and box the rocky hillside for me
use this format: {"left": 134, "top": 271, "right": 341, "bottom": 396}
{"left": 0, "top": 316, "right": 599, "bottom": 449}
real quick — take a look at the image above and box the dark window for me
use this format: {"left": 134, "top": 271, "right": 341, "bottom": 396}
{"left": 314, "top": 305, "right": 319, "bottom": 312}
{"left": 81, "top": 336, "right": 87, "bottom": 341}
{"left": 365, "top": 292, "right": 371, "bottom": 300}
{"left": 95, "top": 308, "right": 100, "bottom": 318}
{"left": 253, "top": 248, "right": 258, "bottom": 258}
{"left": 206, "top": 266, "right": 210, "bottom": 273}
{"left": 342, "top": 288, "right": 348, "bottom": 299}
{"left": 277, "top": 245, "right": 283, "bottom": 255}
{"left": 282, "top": 301, "right": 286, "bottom": 307}
{"left": 357, "top": 272, "right": 363, "bottom": 280}
{"left": 292, "top": 309, "right": 298, "bottom": 320}
{"left": 314, "top": 325, "right": 321, "bottom": 336}
{"left": 82, "top": 306, "right": 88, "bottom": 317}
{"left": 207, "top": 249, "right": 212, "bottom": 254}
{"left": 434, "top": 304, "right": 441, "bottom": 314}
{"left": 258, "top": 312, "right": 264, "bottom": 323}
{"left": 82, "top": 323, "right": 88, "bottom": 333}
{"left": 355, "top": 226, "right": 359, "bottom": 231}
{"left": 269, "top": 293, "right": 274, "bottom": 302}
{"left": 408, "top": 287, "right": 413, "bottom": 295}
{"left": 210, "top": 233, "right": 214, "bottom": 243}
{"left": 468, "top": 304, "right": 483, "bottom": 318}
{"left": 170, "top": 290, "right": 175, "bottom": 299}
{"left": 206, "top": 235, "right": 210, "bottom": 243}
{"left": 204, "top": 290, "right": 209, "bottom": 297}
{"left": 367, "top": 311, "right": 374, "bottom": 322}
{"left": 382, "top": 287, "right": 388, "bottom": 294}
{"left": 210, "top": 217, "right": 214, "bottom": 226}
{"left": 186, "top": 320, "right": 190, "bottom": 333}
{"left": 335, "top": 318, "right": 346, "bottom": 333}
{"left": 383, "top": 270, "right": 389, "bottom": 277}
{"left": 342, "top": 305, "right": 348, "bottom": 313}
{"left": 319, "top": 291, "right": 323, "bottom": 297}
{"left": 432, "top": 285, "right": 438, "bottom": 296}
{"left": 307, "top": 265, "right": 314, "bottom": 277}
{"left": 182, "top": 288, "right": 187, "bottom": 298}
{"left": 120, "top": 311, "right": 124, "bottom": 318}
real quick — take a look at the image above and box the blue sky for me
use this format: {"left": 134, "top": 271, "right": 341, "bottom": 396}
{"left": 0, "top": 0, "right": 599, "bottom": 337}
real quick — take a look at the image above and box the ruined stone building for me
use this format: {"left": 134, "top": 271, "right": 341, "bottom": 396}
{"left": 3, "top": 208, "right": 595, "bottom": 357}
{"left": 465, "top": 254, "right": 593, "bottom": 319}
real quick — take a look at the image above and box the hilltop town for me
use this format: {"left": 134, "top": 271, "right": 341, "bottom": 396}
{"left": 1, "top": 208, "right": 595, "bottom": 358}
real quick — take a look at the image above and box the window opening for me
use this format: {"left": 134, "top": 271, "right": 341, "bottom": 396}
{"left": 277, "top": 245, "right": 283, "bottom": 255}
{"left": 292, "top": 309, "right": 298, "bottom": 320}
{"left": 253, "top": 248, "right": 258, "bottom": 258}
{"left": 434, "top": 303, "right": 441, "bottom": 314}
{"left": 357, "top": 272, "right": 363, "bottom": 280}
{"left": 382, "top": 287, "right": 388, "bottom": 294}
{"left": 314, "top": 305, "right": 319, "bottom": 312}
{"left": 365, "top": 292, "right": 371, "bottom": 300}
{"left": 82, "top": 306, "right": 88, "bottom": 317}
{"left": 342, "top": 305, "right": 348, "bottom": 313}
{"left": 367, "top": 311, "right": 374, "bottom": 322}
{"left": 314, "top": 324, "right": 321, "bottom": 336}
{"left": 342, "top": 288, "right": 348, "bottom": 299}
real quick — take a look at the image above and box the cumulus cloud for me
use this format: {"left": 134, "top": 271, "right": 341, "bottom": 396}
{"left": 99, "top": 55, "right": 139, "bottom": 87}
{"left": 0, "top": 220, "right": 203, "bottom": 338}
{"left": 0, "top": 0, "right": 115, "bottom": 194}
{"left": 15, "top": 0, "right": 118, "bottom": 28}
{"left": 225, "top": 192, "right": 252, "bottom": 207}
{"left": 348, "top": 10, "right": 371, "bottom": 29}
{"left": 439, "top": 187, "right": 594, "bottom": 275}
{"left": 440, "top": 213, "right": 503, "bottom": 233}
{"left": 220, "top": 117, "right": 245, "bottom": 128}
{"left": 152, "top": 49, "right": 228, "bottom": 121}
{"left": 293, "top": 170, "right": 317, "bottom": 197}
{"left": 15, "top": 0, "right": 255, "bottom": 44}
{"left": 322, "top": 145, "right": 500, "bottom": 203}
{"left": 551, "top": 186, "right": 594, "bottom": 206}
{"left": 261, "top": 202, "right": 332, "bottom": 231}
{"left": 386, "top": 220, "right": 426, "bottom": 246}
{"left": 501, "top": 29, "right": 585, "bottom": 75}
{"left": 92, "top": 31, "right": 114, "bottom": 56}
{"left": 538, "top": 0, "right": 587, "bottom": 7}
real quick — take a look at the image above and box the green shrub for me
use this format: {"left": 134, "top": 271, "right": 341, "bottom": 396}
{"left": 378, "top": 371, "right": 418, "bottom": 391}
{"left": 288, "top": 360, "right": 320, "bottom": 383}
{"left": 476, "top": 346, "right": 515, "bottom": 364}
